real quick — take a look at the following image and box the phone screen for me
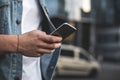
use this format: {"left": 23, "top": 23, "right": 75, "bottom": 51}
{"left": 50, "top": 23, "right": 77, "bottom": 39}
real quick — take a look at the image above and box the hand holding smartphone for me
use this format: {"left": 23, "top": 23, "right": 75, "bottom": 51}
{"left": 50, "top": 23, "right": 77, "bottom": 40}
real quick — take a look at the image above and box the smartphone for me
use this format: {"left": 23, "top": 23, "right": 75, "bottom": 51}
{"left": 50, "top": 23, "right": 77, "bottom": 39}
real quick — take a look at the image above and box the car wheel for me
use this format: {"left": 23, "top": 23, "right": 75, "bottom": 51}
{"left": 89, "top": 69, "right": 98, "bottom": 78}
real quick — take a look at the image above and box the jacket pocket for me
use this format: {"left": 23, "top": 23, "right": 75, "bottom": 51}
{"left": 0, "top": 2, "right": 9, "bottom": 8}
{"left": 0, "top": 2, "right": 10, "bottom": 34}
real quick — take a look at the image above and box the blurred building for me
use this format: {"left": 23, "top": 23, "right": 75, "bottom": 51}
{"left": 94, "top": 0, "right": 120, "bottom": 61}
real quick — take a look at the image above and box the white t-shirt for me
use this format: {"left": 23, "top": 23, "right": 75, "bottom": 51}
{"left": 21, "top": 0, "right": 42, "bottom": 80}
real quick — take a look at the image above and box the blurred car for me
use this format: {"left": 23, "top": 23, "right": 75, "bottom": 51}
{"left": 54, "top": 44, "right": 101, "bottom": 78}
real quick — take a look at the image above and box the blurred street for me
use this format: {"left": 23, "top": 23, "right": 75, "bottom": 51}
{"left": 53, "top": 62, "right": 120, "bottom": 80}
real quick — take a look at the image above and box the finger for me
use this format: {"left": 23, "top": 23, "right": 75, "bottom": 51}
{"left": 37, "top": 41, "right": 61, "bottom": 49}
{"left": 41, "top": 35, "right": 62, "bottom": 43}
{"left": 37, "top": 48, "right": 55, "bottom": 54}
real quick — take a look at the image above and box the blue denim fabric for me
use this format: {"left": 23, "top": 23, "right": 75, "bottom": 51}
{"left": 0, "top": 0, "right": 61, "bottom": 80}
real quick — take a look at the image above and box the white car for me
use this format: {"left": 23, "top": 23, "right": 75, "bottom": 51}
{"left": 54, "top": 44, "right": 101, "bottom": 78}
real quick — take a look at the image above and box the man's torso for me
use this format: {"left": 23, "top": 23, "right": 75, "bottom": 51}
{"left": 0, "top": 0, "right": 60, "bottom": 80}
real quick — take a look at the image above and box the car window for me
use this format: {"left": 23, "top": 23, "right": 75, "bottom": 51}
{"left": 79, "top": 52, "right": 89, "bottom": 61}
{"left": 79, "top": 52, "right": 95, "bottom": 61}
{"left": 60, "top": 50, "right": 74, "bottom": 57}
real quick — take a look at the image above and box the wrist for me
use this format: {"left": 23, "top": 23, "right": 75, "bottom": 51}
{"left": 8, "top": 35, "right": 19, "bottom": 53}
{"left": 0, "top": 35, "right": 19, "bottom": 53}
{"left": 16, "top": 35, "right": 20, "bottom": 52}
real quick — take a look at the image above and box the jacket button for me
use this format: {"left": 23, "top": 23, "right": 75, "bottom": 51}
{"left": 16, "top": 20, "right": 21, "bottom": 24}
{"left": 14, "top": 76, "right": 20, "bottom": 80}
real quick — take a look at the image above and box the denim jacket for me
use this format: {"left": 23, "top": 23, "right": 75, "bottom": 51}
{"left": 0, "top": 0, "right": 60, "bottom": 80}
